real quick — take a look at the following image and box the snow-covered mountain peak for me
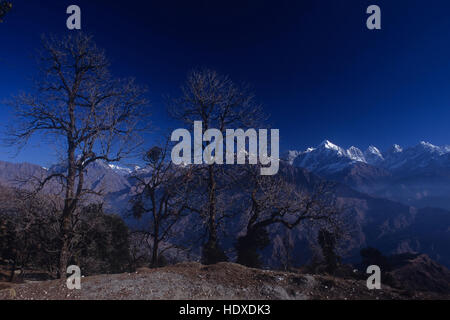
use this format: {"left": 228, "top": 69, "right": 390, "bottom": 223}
{"left": 390, "top": 144, "right": 403, "bottom": 153}
{"left": 346, "top": 146, "right": 365, "bottom": 162}
{"left": 364, "top": 145, "right": 384, "bottom": 165}
{"left": 366, "top": 145, "right": 382, "bottom": 156}
{"left": 108, "top": 163, "right": 133, "bottom": 176}
{"left": 419, "top": 141, "right": 435, "bottom": 147}
{"left": 320, "top": 140, "right": 340, "bottom": 151}
{"left": 417, "top": 141, "right": 443, "bottom": 153}
{"left": 291, "top": 140, "right": 361, "bottom": 174}
{"left": 82, "top": 159, "right": 134, "bottom": 176}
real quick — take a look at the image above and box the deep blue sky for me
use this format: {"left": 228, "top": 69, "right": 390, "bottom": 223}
{"left": 1, "top": 0, "right": 450, "bottom": 166}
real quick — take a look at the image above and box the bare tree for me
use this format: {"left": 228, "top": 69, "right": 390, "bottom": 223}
{"left": 0, "top": 186, "right": 62, "bottom": 280}
{"left": 274, "top": 230, "right": 295, "bottom": 271}
{"left": 7, "top": 33, "right": 149, "bottom": 278}
{"left": 235, "top": 165, "right": 340, "bottom": 268}
{"left": 168, "top": 69, "right": 263, "bottom": 264}
{"left": 130, "top": 142, "right": 195, "bottom": 267}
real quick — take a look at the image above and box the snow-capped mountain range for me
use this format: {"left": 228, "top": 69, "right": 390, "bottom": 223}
{"left": 289, "top": 140, "right": 450, "bottom": 174}
{"left": 43, "top": 140, "right": 450, "bottom": 179}
{"left": 286, "top": 140, "right": 450, "bottom": 211}
{"left": 19, "top": 139, "right": 450, "bottom": 212}
{"left": 38, "top": 139, "right": 450, "bottom": 193}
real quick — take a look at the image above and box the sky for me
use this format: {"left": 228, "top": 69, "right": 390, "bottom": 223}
{"left": 1, "top": 0, "right": 450, "bottom": 167}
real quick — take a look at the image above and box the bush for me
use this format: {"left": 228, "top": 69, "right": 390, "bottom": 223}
{"left": 236, "top": 227, "right": 270, "bottom": 268}
{"left": 318, "top": 229, "right": 340, "bottom": 275}
{"left": 360, "top": 247, "right": 391, "bottom": 272}
{"left": 72, "top": 204, "right": 132, "bottom": 275}
{"left": 202, "top": 241, "right": 228, "bottom": 265}
{"left": 0, "top": 191, "right": 133, "bottom": 279}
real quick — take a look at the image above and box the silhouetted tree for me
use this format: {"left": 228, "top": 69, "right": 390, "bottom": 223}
{"left": 235, "top": 165, "right": 340, "bottom": 268}
{"left": 7, "top": 33, "right": 149, "bottom": 278}
{"left": 275, "top": 230, "right": 295, "bottom": 271}
{"left": 0, "top": 186, "right": 133, "bottom": 279}
{"left": 130, "top": 143, "right": 195, "bottom": 267}
{"left": 360, "top": 247, "right": 391, "bottom": 271}
{"left": 0, "top": 186, "right": 62, "bottom": 280}
{"left": 168, "top": 69, "right": 263, "bottom": 264}
{"left": 318, "top": 228, "right": 340, "bottom": 274}
{"left": 236, "top": 227, "right": 270, "bottom": 269}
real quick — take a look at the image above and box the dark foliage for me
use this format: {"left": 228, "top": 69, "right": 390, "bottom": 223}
{"left": 360, "top": 247, "right": 391, "bottom": 272}
{"left": 73, "top": 204, "right": 132, "bottom": 275}
{"left": 318, "top": 228, "right": 340, "bottom": 274}
{"left": 201, "top": 240, "right": 228, "bottom": 265}
{"left": 236, "top": 227, "right": 270, "bottom": 268}
{"left": 0, "top": 188, "right": 133, "bottom": 280}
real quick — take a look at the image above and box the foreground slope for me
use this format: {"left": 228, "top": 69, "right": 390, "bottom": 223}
{"left": 1, "top": 262, "right": 448, "bottom": 300}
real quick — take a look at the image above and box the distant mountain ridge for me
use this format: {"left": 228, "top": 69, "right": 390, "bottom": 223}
{"left": 289, "top": 140, "right": 450, "bottom": 172}
{"left": 289, "top": 140, "right": 450, "bottom": 210}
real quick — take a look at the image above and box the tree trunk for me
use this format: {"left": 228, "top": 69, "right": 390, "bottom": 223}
{"left": 205, "top": 165, "right": 218, "bottom": 261}
{"left": 8, "top": 255, "right": 16, "bottom": 282}
{"left": 207, "top": 165, "right": 217, "bottom": 246}
{"left": 151, "top": 239, "right": 159, "bottom": 267}
{"left": 202, "top": 165, "right": 227, "bottom": 264}
{"left": 58, "top": 142, "right": 76, "bottom": 279}
{"left": 59, "top": 216, "right": 70, "bottom": 279}
{"left": 151, "top": 220, "right": 159, "bottom": 267}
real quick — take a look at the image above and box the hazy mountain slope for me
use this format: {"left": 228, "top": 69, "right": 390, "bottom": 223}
{"left": 192, "top": 164, "right": 450, "bottom": 268}
{"left": 0, "top": 158, "right": 448, "bottom": 268}
{"left": 0, "top": 160, "right": 47, "bottom": 189}
{"left": 0, "top": 159, "right": 131, "bottom": 212}
{"left": 387, "top": 254, "right": 450, "bottom": 294}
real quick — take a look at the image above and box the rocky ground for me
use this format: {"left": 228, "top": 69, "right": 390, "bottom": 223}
{"left": 0, "top": 262, "right": 447, "bottom": 300}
